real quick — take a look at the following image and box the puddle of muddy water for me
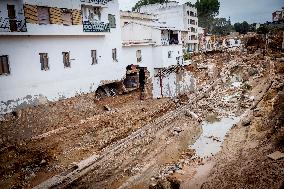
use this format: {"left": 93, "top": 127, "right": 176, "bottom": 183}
{"left": 190, "top": 116, "right": 240, "bottom": 159}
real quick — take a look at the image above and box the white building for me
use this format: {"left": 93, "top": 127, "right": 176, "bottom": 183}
{"left": 0, "top": 0, "right": 124, "bottom": 115}
{"left": 120, "top": 11, "right": 158, "bottom": 27}
{"left": 121, "top": 11, "right": 195, "bottom": 98}
{"left": 137, "top": 2, "right": 199, "bottom": 52}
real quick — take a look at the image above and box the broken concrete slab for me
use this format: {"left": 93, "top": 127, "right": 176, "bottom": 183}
{"left": 267, "top": 151, "right": 284, "bottom": 160}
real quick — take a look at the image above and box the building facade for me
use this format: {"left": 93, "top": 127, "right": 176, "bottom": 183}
{"left": 272, "top": 7, "right": 284, "bottom": 22}
{"left": 137, "top": 2, "right": 199, "bottom": 52}
{"left": 0, "top": 0, "right": 124, "bottom": 115}
{"left": 121, "top": 11, "right": 195, "bottom": 98}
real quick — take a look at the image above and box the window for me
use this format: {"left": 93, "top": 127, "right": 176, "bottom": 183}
{"left": 168, "top": 51, "right": 172, "bottom": 58}
{"left": 91, "top": 50, "right": 98, "bottom": 65}
{"left": 187, "top": 11, "right": 189, "bottom": 16}
{"left": 136, "top": 50, "right": 142, "bottom": 63}
{"left": 7, "top": 5, "right": 16, "bottom": 19}
{"left": 112, "top": 48, "right": 117, "bottom": 62}
{"left": 0, "top": 55, "right": 10, "bottom": 75}
{"left": 62, "top": 52, "right": 71, "bottom": 67}
{"left": 7, "top": 5, "right": 17, "bottom": 32}
{"left": 62, "top": 9, "right": 72, "bottom": 26}
{"left": 39, "top": 53, "right": 49, "bottom": 71}
{"left": 38, "top": 7, "right": 50, "bottom": 25}
{"left": 108, "top": 14, "right": 116, "bottom": 28}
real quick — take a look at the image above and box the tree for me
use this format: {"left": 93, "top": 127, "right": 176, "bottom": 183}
{"left": 132, "top": 0, "right": 169, "bottom": 11}
{"left": 234, "top": 21, "right": 249, "bottom": 34}
{"left": 195, "top": 0, "right": 220, "bottom": 31}
{"left": 211, "top": 17, "right": 233, "bottom": 35}
{"left": 256, "top": 25, "right": 269, "bottom": 34}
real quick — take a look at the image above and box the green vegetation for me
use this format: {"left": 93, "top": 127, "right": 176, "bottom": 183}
{"left": 132, "top": 0, "right": 169, "bottom": 11}
{"left": 233, "top": 21, "right": 250, "bottom": 34}
{"left": 195, "top": 0, "right": 220, "bottom": 31}
{"left": 256, "top": 25, "right": 269, "bottom": 34}
{"left": 211, "top": 17, "right": 234, "bottom": 35}
{"left": 183, "top": 52, "right": 192, "bottom": 61}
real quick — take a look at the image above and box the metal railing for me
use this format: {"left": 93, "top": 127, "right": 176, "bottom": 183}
{"left": 80, "top": 0, "right": 113, "bottom": 5}
{"left": 0, "top": 17, "right": 27, "bottom": 32}
{"left": 83, "top": 21, "right": 110, "bottom": 32}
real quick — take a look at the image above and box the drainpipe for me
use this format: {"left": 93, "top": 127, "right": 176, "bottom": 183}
{"left": 159, "top": 69, "right": 163, "bottom": 98}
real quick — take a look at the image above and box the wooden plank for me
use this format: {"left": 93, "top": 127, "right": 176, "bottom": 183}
{"left": 72, "top": 10, "right": 82, "bottom": 25}
{"left": 49, "top": 7, "right": 62, "bottom": 24}
{"left": 24, "top": 4, "right": 38, "bottom": 24}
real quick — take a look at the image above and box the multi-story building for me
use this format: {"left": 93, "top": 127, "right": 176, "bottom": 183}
{"left": 0, "top": 0, "right": 123, "bottom": 115}
{"left": 272, "top": 7, "right": 284, "bottom": 22}
{"left": 121, "top": 11, "right": 195, "bottom": 98}
{"left": 137, "top": 1, "right": 199, "bottom": 52}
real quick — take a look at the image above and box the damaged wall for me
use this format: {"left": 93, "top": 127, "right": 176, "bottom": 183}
{"left": 153, "top": 66, "right": 196, "bottom": 98}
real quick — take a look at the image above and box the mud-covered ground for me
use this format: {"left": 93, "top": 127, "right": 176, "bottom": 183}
{"left": 1, "top": 51, "right": 283, "bottom": 189}
{"left": 0, "top": 91, "right": 177, "bottom": 189}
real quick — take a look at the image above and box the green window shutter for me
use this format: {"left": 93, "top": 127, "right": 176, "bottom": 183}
{"left": 108, "top": 14, "right": 116, "bottom": 28}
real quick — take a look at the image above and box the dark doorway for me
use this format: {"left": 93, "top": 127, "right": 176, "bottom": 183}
{"left": 7, "top": 5, "right": 17, "bottom": 32}
{"left": 7, "top": 5, "right": 16, "bottom": 19}
{"left": 139, "top": 68, "right": 146, "bottom": 92}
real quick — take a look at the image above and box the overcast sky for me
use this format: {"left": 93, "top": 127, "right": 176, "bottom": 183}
{"left": 118, "top": 0, "right": 283, "bottom": 24}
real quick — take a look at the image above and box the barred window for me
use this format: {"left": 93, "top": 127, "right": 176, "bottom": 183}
{"left": 91, "top": 50, "right": 98, "bottom": 65}
{"left": 112, "top": 48, "right": 117, "bottom": 62}
{"left": 108, "top": 14, "right": 116, "bottom": 28}
{"left": 62, "top": 52, "right": 71, "bottom": 68}
{"left": 136, "top": 50, "right": 142, "bottom": 63}
{"left": 39, "top": 53, "right": 49, "bottom": 71}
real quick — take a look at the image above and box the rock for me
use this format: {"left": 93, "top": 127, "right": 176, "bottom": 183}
{"left": 40, "top": 159, "right": 47, "bottom": 165}
{"left": 253, "top": 108, "right": 262, "bottom": 117}
{"left": 267, "top": 151, "right": 284, "bottom": 160}
{"left": 104, "top": 105, "right": 111, "bottom": 111}
{"left": 241, "top": 117, "right": 251, "bottom": 126}
{"left": 173, "top": 127, "right": 182, "bottom": 133}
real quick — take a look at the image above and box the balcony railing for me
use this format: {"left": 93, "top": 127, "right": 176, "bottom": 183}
{"left": 0, "top": 17, "right": 27, "bottom": 32}
{"left": 80, "top": 0, "right": 113, "bottom": 5}
{"left": 83, "top": 21, "right": 110, "bottom": 32}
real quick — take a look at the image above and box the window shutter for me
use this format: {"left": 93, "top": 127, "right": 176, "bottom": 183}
{"left": 108, "top": 14, "right": 116, "bottom": 28}
{"left": 24, "top": 4, "right": 38, "bottom": 24}
{"left": 49, "top": 7, "right": 63, "bottom": 25}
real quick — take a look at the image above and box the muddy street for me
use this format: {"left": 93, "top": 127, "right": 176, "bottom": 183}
{"left": 1, "top": 2, "right": 284, "bottom": 187}
{"left": 1, "top": 48, "right": 282, "bottom": 189}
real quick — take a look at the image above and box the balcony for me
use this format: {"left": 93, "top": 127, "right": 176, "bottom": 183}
{"left": 0, "top": 18, "right": 27, "bottom": 32}
{"left": 83, "top": 21, "right": 110, "bottom": 32}
{"left": 80, "top": 0, "right": 113, "bottom": 6}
